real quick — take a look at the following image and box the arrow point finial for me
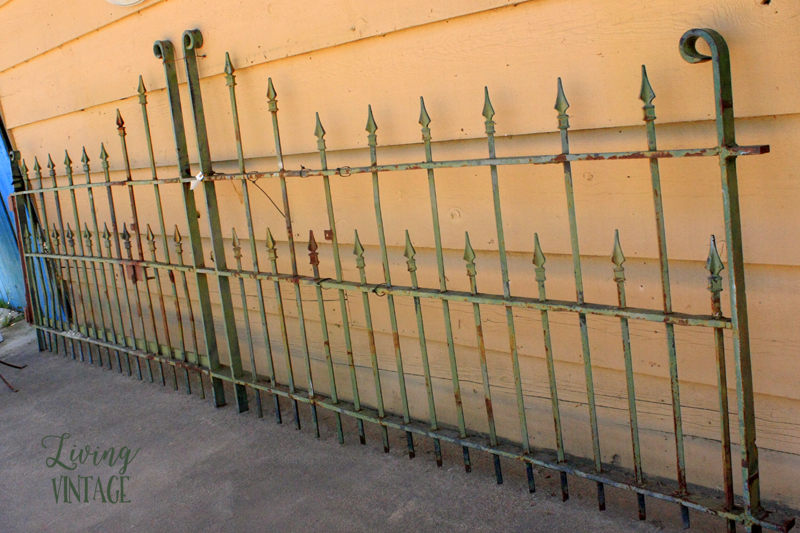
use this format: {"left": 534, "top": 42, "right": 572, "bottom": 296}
{"left": 308, "top": 230, "right": 318, "bottom": 252}
{"left": 482, "top": 87, "right": 495, "bottom": 121}
{"left": 137, "top": 75, "right": 146, "bottom": 96}
{"left": 265, "top": 228, "right": 276, "bottom": 250}
{"left": 353, "top": 229, "right": 364, "bottom": 257}
{"left": 639, "top": 65, "right": 656, "bottom": 105}
{"left": 115, "top": 109, "right": 124, "bottom": 128}
{"left": 224, "top": 52, "right": 234, "bottom": 76}
{"left": 611, "top": 229, "right": 625, "bottom": 268}
{"left": 533, "top": 233, "right": 546, "bottom": 268}
{"left": 706, "top": 235, "right": 724, "bottom": 276}
{"left": 463, "top": 231, "right": 476, "bottom": 264}
{"left": 33, "top": 157, "right": 40, "bottom": 172}
{"left": 81, "top": 147, "right": 89, "bottom": 164}
{"left": 403, "top": 230, "right": 416, "bottom": 260}
{"left": 266, "top": 78, "right": 277, "bottom": 101}
{"left": 146, "top": 224, "right": 155, "bottom": 242}
{"left": 365, "top": 105, "right": 378, "bottom": 134}
{"left": 555, "top": 78, "right": 570, "bottom": 115}
{"left": 47, "top": 154, "right": 55, "bottom": 170}
{"left": 99, "top": 143, "right": 109, "bottom": 161}
{"left": 64, "top": 150, "right": 72, "bottom": 167}
{"left": 314, "top": 113, "right": 326, "bottom": 140}
{"left": 419, "top": 97, "right": 431, "bottom": 128}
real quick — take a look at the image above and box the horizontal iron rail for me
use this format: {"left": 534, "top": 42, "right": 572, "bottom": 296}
{"left": 8, "top": 144, "right": 769, "bottom": 196}
{"left": 24, "top": 251, "right": 731, "bottom": 329}
{"left": 29, "top": 322, "right": 795, "bottom": 533}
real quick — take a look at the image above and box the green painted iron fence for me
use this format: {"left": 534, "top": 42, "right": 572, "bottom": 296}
{"left": 9, "top": 27, "right": 794, "bottom": 533}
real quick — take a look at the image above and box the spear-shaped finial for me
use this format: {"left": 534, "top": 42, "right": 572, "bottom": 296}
{"left": 308, "top": 230, "right": 319, "bottom": 266}
{"left": 403, "top": 230, "right": 416, "bottom": 272}
{"left": 65, "top": 224, "right": 74, "bottom": 247}
{"left": 81, "top": 147, "right": 89, "bottom": 165}
{"left": 137, "top": 76, "right": 147, "bottom": 106}
{"left": 99, "top": 144, "right": 109, "bottom": 168}
{"left": 611, "top": 230, "right": 626, "bottom": 281}
{"left": 482, "top": 87, "right": 495, "bottom": 122}
{"left": 365, "top": 105, "right": 378, "bottom": 135}
{"left": 314, "top": 113, "right": 326, "bottom": 141}
{"left": 463, "top": 231, "right": 476, "bottom": 272}
{"left": 532, "top": 233, "right": 546, "bottom": 269}
{"left": 102, "top": 223, "right": 111, "bottom": 246}
{"left": 706, "top": 235, "right": 724, "bottom": 277}
{"left": 555, "top": 78, "right": 570, "bottom": 116}
{"left": 266, "top": 77, "right": 277, "bottom": 101}
{"left": 173, "top": 225, "right": 183, "bottom": 254}
{"left": 47, "top": 154, "right": 55, "bottom": 174}
{"left": 353, "top": 229, "right": 365, "bottom": 268}
{"left": 639, "top": 65, "right": 656, "bottom": 107}
{"left": 83, "top": 222, "right": 92, "bottom": 242}
{"left": 146, "top": 224, "right": 156, "bottom": 252}
{"left": 231, "top": 227, "right": 242, "bottom": 259}
{"left": 224, "top": 52, "right": 234, "bottom": 76}
{"left": 51, "top": 224, "right": 60, "bottom": 247}
{"left": 20, "top": 159, "right": 28, "bottom": 176}
{"left": 33, "top": 157, "right": 41, "bottom": 175}
{"left": 266, "top": 228, "right": 278, "bottom": 260}
{"left": 122, "top": 223, "right": 132, "bottom": 251}
{"left": 116, "top": 109, "right": 125, "bottom": 130}
{"left": 64, "top": 150, "right": 72, "bottom": 167}
{"left": 419, "top": 97, "right": 431, "bottom": 128}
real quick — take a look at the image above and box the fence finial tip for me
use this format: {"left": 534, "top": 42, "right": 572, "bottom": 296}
{"left": 20, "top": 159, "right": 27, "bottom": 175}
{"left": 83, "top": 222, "right": 91, "bottom": 239}
{"left": 463, "top": 232, "right": 476, "bottom": 264}
{"left": 63, "top": 150, "right": 72, "bottom": 167}
{"left": 224, "top": 52, "right": 234, "bottom": 76}
{"left": 122, "top": 223, "right": 130, "bottom": 241}
{"left": 353, "top": 229, "right": 364, "bottom": 257}
{"left": 102, "top": 223, "right": 110, "bottom": 241}
{"left": 115, "top": 109, "right": 124, "bottom": 128}
{"left": 555, "top": 78, "right": 570, "bottom": 115}
{"left": 365, "top": 105, "right": 378, "bottom": 134}
{"left": 533, "top": 233, "right": 546, "bottom": 268}
{"left": 137, "top": 75, "right": 146, "bottom": 96}
{"left": 403, "top": 230, "right": 416, "bottom": 260}
{"left": 266, "top": 78, "right": 277, "bottom": 101}
{"left": 706, "top": 235, "right": 724, "bottom": 276}
{"left": 47, "top": 154, "right": 55, "bottom": 170}
{"left": 419, "top": 97, "right": 431, "bottom": 128}
{"left": 308, "top": 230, "right": 318, "bottom": 251}
{"left": 33, "top": 157, "right": 40, "bottom": 172}
{"left": 146, "top": 224, "right": 155, "bottom": 242}
{"left": 612, "top": 229, "right": 625, "bottom": 268}
{"left": 314, "top": 113, "right": 326, "bottom": 140}
{"left": 81, "top": 147, "right": 89, "bottom": 164}
{"left": 99, "top": 143, "right": 109, "bottom": 161}
{"left": 265, "top": 228, "right": 276, "bottom": 250}
{"left": 482, "top": 87, "right": 495, "bottom": 121}
{"left": 639, "top": 65, "right": 656, "bottom": 105}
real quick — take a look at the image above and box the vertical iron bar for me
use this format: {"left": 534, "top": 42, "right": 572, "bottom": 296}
{"left": 82, "top": 149, "right": 114, "bottom": 368}
{"left": 146, "top": 226, "right": 178, "bottom": 389}
{"left": 612, "top": 231, "right": 645, "bottom": 519}
{"left": 554, "top": 79, "right": 604, "bottom": 508}
{"left": 101, "top": 144, "right": 139, "bottom": 378}
{"left": 64, "top": 152, "right": 95, "bottom": 363}
{"left": 315, "top": 113, "right": 364, "bottom": 443}
{"left": 154, "top": 37, "right": 224, "bottom": 406}
{"left": 232, "top": 228, "right": 262, "bottom": 416}
{"left": 365, "top": 105, "right": 415, "bottom": 459}
{"left": 420, "top": 97, "right": 464, "bottom": 468}
{"left": 266, "top": 228, "right": 300, "bottom": 428}
{"left": 225, "top": 55, "right": 277, "bottom": 418}
{"left": 36, "top": 159, "right": 60, "bottom": 353}
{"left": 640, "top": 67, "right": 687, "bottom": 524}
{"left": 117, "top": 112, "right": 160, "bottom": 384}
{"left": 679, "top": 30, "right": 761, "bottom": 530}
{"left": 182, "top": 30, "right": 248, "bottom": 412}
{"left": 353, "top": 230, "right": 390, "bottom": 452}
{"left": 707, "top": 236, "right": 737, "bottom": 533}
{"left": 404, "top": 230, "right": 442, "bottom": 466}
{"left": 173, "top": 226, "right": 203, "bottom": 398}
{"left": 49, "top": 156, "right": 81, "bottom": 359}
{"left": 27, "top": 160, "right": 53, "bottom": 351}
{"left": 463, "top": 232, "right": 503, "bottom": 484}
{"left": 65, "top": 223, "right": 89, "bottom": 363}
{"left": 483, "top": 89, "right": 532, "bottom": 490}
{"left": 533, "top": 235, "right": 570, "bottom": 501}
{"left": 266, "top": 78, "right": 318, "bottom": 436}
{"left": 309, "top": 230, "right": 344, "bottom": 442}
{"left": 122, "top": 222, "right": 151, "bottom": 382}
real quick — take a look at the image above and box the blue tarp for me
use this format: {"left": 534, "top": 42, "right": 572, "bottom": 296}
{"left": 0, "top": 136, "right": 26, "bottom": 309}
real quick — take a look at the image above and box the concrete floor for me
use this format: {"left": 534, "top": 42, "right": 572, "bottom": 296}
{"left": 0, "top": 322, "right": 735, "bottom": 532}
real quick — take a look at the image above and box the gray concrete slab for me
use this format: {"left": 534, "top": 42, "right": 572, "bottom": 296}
{"left": 0, "top": 323, "right": 732, "bottom": 532}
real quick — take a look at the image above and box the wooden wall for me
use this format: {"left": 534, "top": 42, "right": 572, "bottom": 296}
{"left": 3, "top": 0, "right": 799, "bottom": 510}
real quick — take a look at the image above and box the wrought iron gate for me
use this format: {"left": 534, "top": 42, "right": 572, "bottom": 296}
{"left": 9, "top": 28, "right": 795, "bottom": 532}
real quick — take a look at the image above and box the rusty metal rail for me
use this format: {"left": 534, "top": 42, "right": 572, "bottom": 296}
{"left": 9, "top": 28, "right": 795, "bottom": 533}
